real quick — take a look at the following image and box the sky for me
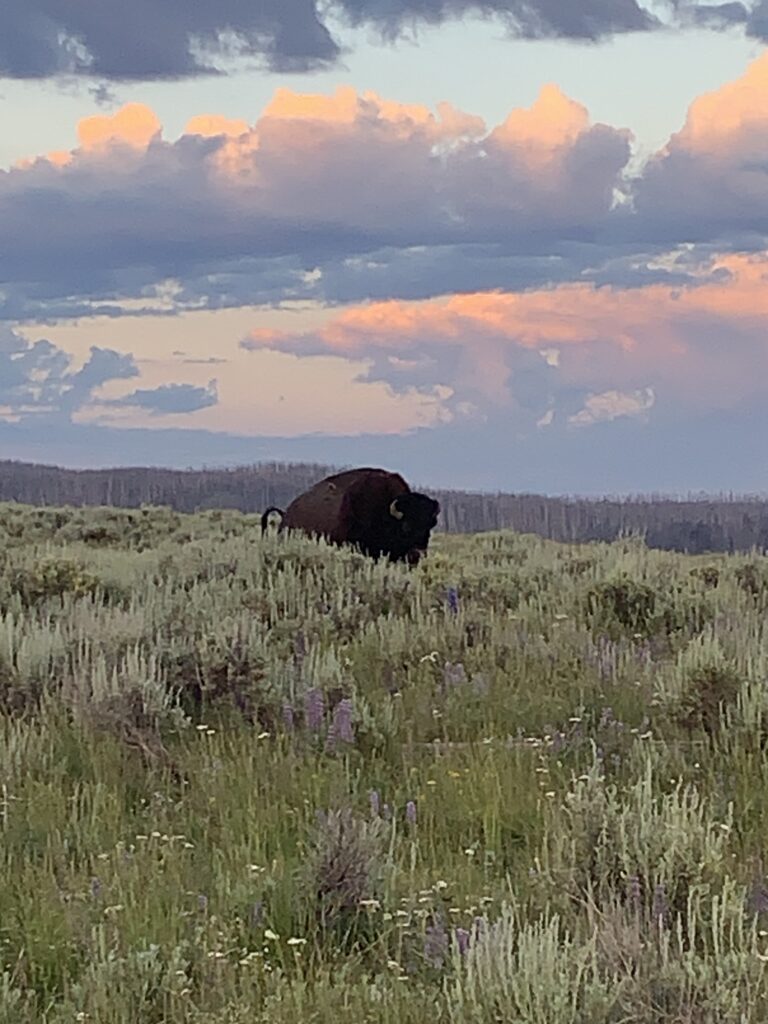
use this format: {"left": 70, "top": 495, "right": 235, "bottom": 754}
{"left": 2, "top": 2, "right": 768, "bottom": 495}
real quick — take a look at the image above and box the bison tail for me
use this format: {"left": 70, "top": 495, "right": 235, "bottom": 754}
{"left": 261, "top": 506, "right": 285, "bottom": 534}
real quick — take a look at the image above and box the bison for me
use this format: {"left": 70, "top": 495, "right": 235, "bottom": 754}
{"left": 260, "top": 467, "right": 440, "bottom": 566}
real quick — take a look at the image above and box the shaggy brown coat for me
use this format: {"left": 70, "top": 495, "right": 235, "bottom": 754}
{"left": 260, "top": 467, "right": 439, "bottom": 565}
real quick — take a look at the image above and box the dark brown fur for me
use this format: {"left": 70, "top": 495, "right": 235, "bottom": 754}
{"left": 261, "top": 467, "right": 439, "bottom": 565}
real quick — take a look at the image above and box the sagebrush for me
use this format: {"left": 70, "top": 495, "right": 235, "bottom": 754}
{"left": 1, "top": 501, "right": 768, "bottom": 1022}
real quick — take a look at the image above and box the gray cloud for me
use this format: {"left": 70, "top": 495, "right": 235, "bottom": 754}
{"left": 109, "top": 381, "right": 219, "bottom": 414}
{"left": 0, "top": 0, "right": 339, "bottom": 80}
{"left": 0, "top": 241, "right": 702, "bottom": 323}
{"left": 0, "top": 326, "right": 139, "bottom": 423}
{"left": 746, "top": 0, "right": 768, "bottom": 35}
{"left": 133, "top": 238, "right": 723, "bottom": 315}
{"left": 2, "top": 0, "right": 761, "bottom": 82}
{"left": 690, "top": 2, "right": 749, "bottom": 27}
{"left": 336, "top": 0, "right": 656, "bottom": 39}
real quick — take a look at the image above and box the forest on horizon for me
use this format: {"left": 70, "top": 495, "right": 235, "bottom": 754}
{"left": 1, "top": 458, "right": 768, "bottom": 555}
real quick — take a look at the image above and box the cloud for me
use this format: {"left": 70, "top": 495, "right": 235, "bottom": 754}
{"left": 56, "top": 310, "right": 455, "bottom": 439}
{"left": 336, "top": 0, "right": 656, "bottom": 39}
{"left": 35, "top": 241, "right": 764, "bottom": 452}
{"left": 241, "top": 252, "right": 768, "bottom": 432}
{"left": 107, "top": 381, "right": 219, "bottom": 415}
{"left": 690, "top": 2, "right": 749, "bottom": 28}
{"left": 746, "top": 0, "right": 768, "bottom": 36}
{"left": 4, "top": 59, "right": 768, "bottom": 323}
{"left": 567, "top": 386, "right": 655, "bottom": 426}
{"left": 0, "top": 325, "right": 227, "bottom": 437}
{"left": 1, "top": 0, "right": 760, "bottom": 83}
{"left": 0, "top": 0, "right": 339, "bottom": 80}
{"left": 0, "top": 86, "right": 634, "bottom": 318}
{"left": 632, "top": 50, "right": 768, "bottom": 242}
{"left": 0, "top": 325, "right": 139, "bottom": 423}
{"left": 7, "top": 47, "right": 768, "bottom": 496}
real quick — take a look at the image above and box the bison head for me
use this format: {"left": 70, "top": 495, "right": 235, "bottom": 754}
{"left": 386, "top": 491, "right": 440, "bottom": 564}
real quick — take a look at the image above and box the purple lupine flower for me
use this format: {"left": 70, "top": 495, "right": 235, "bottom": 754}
{"left": 282, "top": 702, "right": 295, "bottom": 732}
{"left": 325, "top": 697, "right": 355, "bottom": 751}
{"left": 405, "top": 800, "right": 417, "bottom": 825}
{"left": 442, "top": 662, "right": 467, "bottom": 692}
{"left": 592, "top": 636, "right": 619, "bottom": 682}
{"left": 455, "top": 927, "right": 471, "bottom": 955}
{"left": 747, "top": 875, "right": 768, "bottom": 915}
{"left": 369, "top": 789, "right": 381, "bottom": 817}
{"left": 293, "top": 631, "right": 307, "bottom": 662}
{"left": 446, "top": 587, "right": 460, "bottom": 615}
{"left": 90, "top": 876, "right": 102, "bottom": 900}
{"left": 550, "top": 730, "right": 567, "bottom": 753}
{"left": 635, "top": 638, "right": 653, "bottom": 666}
{"left": 304, "top": 688, "right": 325, "bottom": 732}
{"left": 334, "top": 698, "right": 354, "bottom": 744}
{"left": 424, "top": 918, "right": 448, "bottom": 968}
{"left": 599, "top": 706, "right": 615, "bottom": 729}
{"left": 651, "top": 883, "right": 668, "bottom": 925}
{"left": 197, "top": 893, "right": 209, "bottom": 913}
{"left": 627, "top": 874, "right": 642, "bottom": 912}
{"left": 250, "top": 900, "right": 264, "bottom": 928}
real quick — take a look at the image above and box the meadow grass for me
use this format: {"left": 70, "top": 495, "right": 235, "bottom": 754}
{"left": 2, "top": 501, "right": 768, "bottom": 1021}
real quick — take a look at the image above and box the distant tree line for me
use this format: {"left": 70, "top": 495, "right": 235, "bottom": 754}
{"left": 1, "top": 459, "right": 767, "bottom": 555}
{"left": 0, "top": 460, "right": 337, "bottom": 515}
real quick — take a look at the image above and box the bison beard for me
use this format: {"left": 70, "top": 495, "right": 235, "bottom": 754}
{"left": 260, "top": 467, "right": 439, "bottom": 566}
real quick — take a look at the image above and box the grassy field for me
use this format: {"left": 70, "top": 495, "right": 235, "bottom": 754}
{"left": 2, "top": 501, "right": 768, "bottom": 1022}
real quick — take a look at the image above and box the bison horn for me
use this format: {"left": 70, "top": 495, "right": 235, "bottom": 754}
{"left": 389, "top": 499, "right": 404, "bottom": 520}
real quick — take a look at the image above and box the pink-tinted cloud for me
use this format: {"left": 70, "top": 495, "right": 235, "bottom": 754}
{"left": 242, "top": 252, "right": 768, "bottom": 427}
{"left": 634, "top": 51, "right": 768, "bottom": 235}
{"left": 662, "top": 50, "right": 768, "bottom": 157}
{"left": 77, "top": 103, "right": 163, "bottom": 152}
{"left": 4, "top": 81, "right": 629, "bottom": 249}
{"left": 37, "top": 306, "right": 450, "bottom": 440}
{"left": 216, "top": 83, "right": 630, "bottom": 232}
{"left": 0, "top": 82, "right": 638, "bottom": 323}
{"left": 184, "top": 114, "right": 250, "bottom": 139}
{"left": 4, "top": 60, "right": 768, "bottom": 325}
{"left": 14, "top": 103, "right": 163, "bottom": 170}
